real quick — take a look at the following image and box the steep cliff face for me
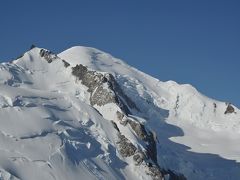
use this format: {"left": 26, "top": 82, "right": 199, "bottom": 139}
{"left": 0, "top": 46, "right": 239, "bottom": 180}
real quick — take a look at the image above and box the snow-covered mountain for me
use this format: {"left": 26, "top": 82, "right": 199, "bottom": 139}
{"left": 0, "top": 45, "right": 239, "bottom": 180}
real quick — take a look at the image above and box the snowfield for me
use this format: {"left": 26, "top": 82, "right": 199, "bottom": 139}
{"left": 0, "top": 46, "right": 239, "bottom": 180}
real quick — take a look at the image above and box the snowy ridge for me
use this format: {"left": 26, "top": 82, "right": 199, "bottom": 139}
{"left": 0, "top": 46, "right": 239, "bottom": 180}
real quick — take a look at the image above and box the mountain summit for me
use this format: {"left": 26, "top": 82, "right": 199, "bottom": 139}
{"left": 0, "top": 46, "right": 239, "bottom": 180}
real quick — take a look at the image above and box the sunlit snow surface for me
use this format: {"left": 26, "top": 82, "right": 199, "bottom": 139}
{"left": 0, "top": 46, "right": 239, "bottom": 180}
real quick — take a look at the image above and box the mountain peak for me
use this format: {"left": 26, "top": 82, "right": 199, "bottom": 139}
{"left": 0, "top": 45, "right": 239, "bottom": 180}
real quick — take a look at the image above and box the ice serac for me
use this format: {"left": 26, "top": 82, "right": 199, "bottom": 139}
{"left": 0, "top": 45, "right": 239, "bottom": 180}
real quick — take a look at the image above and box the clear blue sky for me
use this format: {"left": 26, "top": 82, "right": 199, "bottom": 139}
{"left": 0, "top": 0, "right": 239, "bottom": 107}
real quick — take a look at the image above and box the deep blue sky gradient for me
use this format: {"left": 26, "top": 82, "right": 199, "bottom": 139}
{"left": 0, "top": 0, "right": 239, "bottom": 106}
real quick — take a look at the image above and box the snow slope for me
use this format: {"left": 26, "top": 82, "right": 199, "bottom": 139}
{"left": 0, "top": 46, "right": 239, "bottom": 180}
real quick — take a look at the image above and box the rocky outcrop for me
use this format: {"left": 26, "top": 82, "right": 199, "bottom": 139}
{"left": 72, "top": 63, "right": 186, "bottom": 180}
{"left": 39, "top": 49, "right": 71, "bottom": 69}
{"left": 113, "top": 122, "right": 164, "bottom": 180}
{"left": 71, "top": 64, "right": 138, "bottom": 114}
{"left": 116, "top": 111, "right": 128, "bottom": 125}
{"left": 111, "top": 121, "right": 120, "bottom": 132}
{"left": 117, "top": 134, "right": 137, "bottom": 157}
{"left": 146, "top": 164, "right": 164, "bottom": 180}
{"left": 128, "top": 119, "right": 148, "bottom": 140}
{"left": 225, "top": 103, "right": 235, "bottom": 114}
{"left": 62, "top": 60, "right": 70, "bottom": 67}
{"left": 39, "top": 49, "right": 58, "bottom": 63}
{"left": 133, "top": 151, "right": 145, "bottom": 165}
{"left": 113, "top": 111, "right": 163, "bottom": 178}
{"left": 125, "top": 118, "right": 158, "bottom": 163}
{"left": 114, "top": 117, "right": 186, "bottom": 180}
{"left": 213, "top": 103, "right": 217, "bottom": 113}
{"left": 30, "top": 44, "right": 36, "bottom": 50}
{"left": 72, "top": 64, "right": 117, "bottom": 105}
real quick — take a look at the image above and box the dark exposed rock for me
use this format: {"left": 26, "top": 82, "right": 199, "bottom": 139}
{"left": 111, "top": 121, "right": 120, "bottom": 132}
{"left": 213, "top": 103, "right": 217, "bottom": 109}
{"left": 116, "top": 111, "right": 128, "bottom": 126}
{"left": 127, "top": 119, "right": 159, "bottom": 165}
{"left": 114, "top": 115, "right": 185, "bottom": 179}
{"left": 224, "top": 103, "right": 235, "bottom": 114}
{"left": 91, "top": 85, "right": 117, "bottom": 107}
{"left": 128, "top": 119, "right": 148, "bottom": 140}
{"left": 213, "top": 103, "right": 217, "bottom": 113}
{"left": 116, "top": 132, "right": 164, "bottom": 179}
{"left": 174, "top": 95, "right": 180, "bottom": 114}
{"left": 71, "top": 64, "right": 186, "bottom": 180}
{"left": 133, "top": 151, "right": 145, "bottom": 166}
{"left": 146, "top": 164, "right": 163, "bottom": 180}
{"left": 124, "top": 118, "right": 159, "bottom": 166}
{"left": 116, "top": 111, "right": 124, "bottom": 121}
{"left": 72, "top": 64, "right": 88, "bottom": 81}
{"left": 72, "top": 64, "right": 118, "bottom": 106}
{"left": 62, "top": 60, "right": 70, "bottom": 67}
{"left": 117, "top": 134, "right": 137, "bottom": 157}
{"left": 71, "top": 64, "right": 138, "bottom": 114}
{"left": 127, "top": 119, "right": 160, "bottom": 173}
{"left": 39, "top": 49, "right": 58, "bottom": 63}
{"left": 30, "top": 44, "right": 36, "bottom": 50}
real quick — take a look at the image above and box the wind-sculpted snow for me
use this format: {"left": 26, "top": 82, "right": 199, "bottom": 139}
{"left": 0, "top": 46, "right": 239, "bottom": 180}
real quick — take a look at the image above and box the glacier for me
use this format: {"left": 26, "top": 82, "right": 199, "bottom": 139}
{"left": 0, "top": 46, "right": 239, "bottom": 180}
